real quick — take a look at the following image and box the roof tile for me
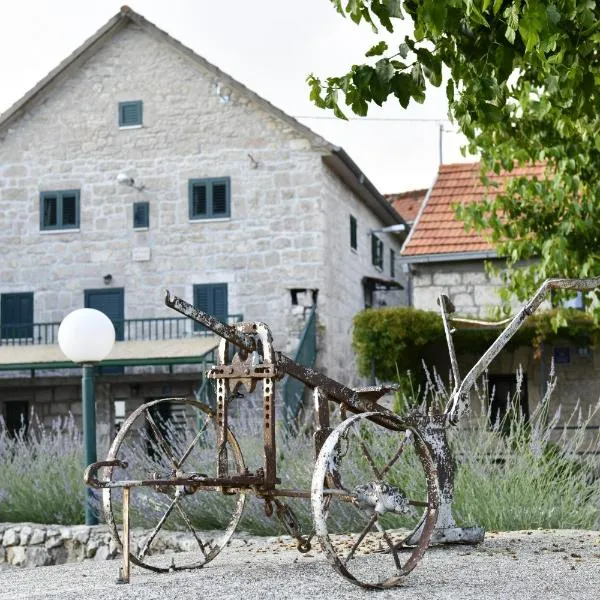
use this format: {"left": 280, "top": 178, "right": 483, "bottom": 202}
{"left": 400, "top": 162, "right": 545, "bottom": 257}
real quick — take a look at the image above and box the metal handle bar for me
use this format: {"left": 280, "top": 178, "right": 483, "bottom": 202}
{"left": 445, "top": 277, "right": 600, "bottom": 424}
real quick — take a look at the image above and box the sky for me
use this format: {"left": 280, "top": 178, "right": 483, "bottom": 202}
{"left": 0, "top": 0, "right": 474, "bottom": 194}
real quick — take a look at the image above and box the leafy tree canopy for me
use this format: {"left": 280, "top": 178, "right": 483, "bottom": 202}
{"left": 309, "top": 1, "right": 600, "bottom": 314}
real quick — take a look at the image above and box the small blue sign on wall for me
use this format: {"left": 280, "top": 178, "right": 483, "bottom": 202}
{"left": 553, "top": 347, "right": 570, "bottom": 364}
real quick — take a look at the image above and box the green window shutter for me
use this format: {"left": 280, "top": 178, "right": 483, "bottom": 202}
{"left": 390, "top": 249, "right": 395, "bottom": 278}
{"left": 371, "top": 234, "right": 383, "bottom": 269}
{"left": 191, "top": 183, "right": 208, "bottom": 217}
{"left": 212, "top": 182, "right": 228, "bottom": 215}
{"left": 193, "top": 283, "right": 228, "bottom": 331}
{"left": 62, "top": 193, "right": 78, "bottom": 226}
{"left": 350, "top": 215, "right": 357, "bottom": 250}
{"left": 1, "top": 292, "right": 33, "bottom": 339}
{"left": 119, "top": 101, "right": 143, "bottom": 127}
{"left": 133, "top": 202, "right": 149, "bottom": 228}
{"left": 189, "top": 177, "right": 230, "bottom": 219}
{"left": 42, "top": 194, "right": 58, "bottom": 228}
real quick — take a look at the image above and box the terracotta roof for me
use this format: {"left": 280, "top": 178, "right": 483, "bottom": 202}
{"left": 400, "top": 162, "right": 545, "bottom": 258}
{"left": 385, "top": 189, "right": 428, "bottom": 224}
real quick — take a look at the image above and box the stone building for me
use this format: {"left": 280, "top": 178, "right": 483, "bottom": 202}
{"left": 399, "top": 162, "right": 599, "bottom": 432}
{"left": 0, "top": 7, "right": 407, "bottom": 452}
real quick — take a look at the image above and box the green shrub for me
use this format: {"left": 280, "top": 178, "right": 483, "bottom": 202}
{"left": 352, "top": 305, "right": 600, "bottom": 382}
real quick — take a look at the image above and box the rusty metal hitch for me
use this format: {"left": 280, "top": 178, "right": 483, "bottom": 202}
{"left": 84, "top": 460, "right": 128, "bottom": 488}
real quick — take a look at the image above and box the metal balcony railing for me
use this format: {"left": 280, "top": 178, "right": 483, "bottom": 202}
{"left": 0, "top": 315, "right": 243, "bottom": 346}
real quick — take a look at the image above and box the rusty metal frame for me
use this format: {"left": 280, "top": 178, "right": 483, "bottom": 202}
{"left": 85, "top": 278, "right": 600, "bottom": 589}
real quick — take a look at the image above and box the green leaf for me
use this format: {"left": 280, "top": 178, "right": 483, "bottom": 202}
{"left": 365, "top": 41, "right": 388, "bottom": 57}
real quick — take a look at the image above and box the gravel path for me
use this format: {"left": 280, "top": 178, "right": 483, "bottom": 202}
{"left": 1, "top": 529, "right": 599, "bottom": 600}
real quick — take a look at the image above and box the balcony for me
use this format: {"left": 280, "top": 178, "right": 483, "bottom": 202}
{"left": 0, "top": 315, "right": 244, "bottom": 346}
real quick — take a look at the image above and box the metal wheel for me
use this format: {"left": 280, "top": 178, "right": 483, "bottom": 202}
{"left": 311, "top": 412, "right": 438, "bottom": 589}
{"left": 103, "top": 397, "right": 246, "bottom": 572}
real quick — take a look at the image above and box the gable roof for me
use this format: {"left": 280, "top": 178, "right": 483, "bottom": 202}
{"left": 0, "top": 6, "right": 404, "bottom": 229}
{"left": 400, "top": 162, "right": 545, "bottom": 263}
{"left": 385, "top": 188, "right": 428, "bottom": 224}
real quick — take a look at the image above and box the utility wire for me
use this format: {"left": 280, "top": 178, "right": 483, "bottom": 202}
{"left": 294, "top": 115, "right": 451, "bottom": 122}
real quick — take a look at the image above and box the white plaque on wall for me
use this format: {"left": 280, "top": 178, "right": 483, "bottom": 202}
{"left": 132, "top": 247, "right": 151, "bottom": 262}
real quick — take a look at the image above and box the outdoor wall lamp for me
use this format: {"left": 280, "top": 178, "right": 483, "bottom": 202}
{"left": 103, "top": 274, "right": 113, "bottom": 285}
{"left": 58, "top": 308, "right": 115, "bottom": 525}
{"left": 116, "top": 172, "right": 145, "bottom": 191}
{"left": 368, "top": 223, "right": 407, "bottom": 235}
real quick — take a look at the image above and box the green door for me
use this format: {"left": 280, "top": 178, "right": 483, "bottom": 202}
{"left": 84, "top": 288, "right": 124, "bottom": 374}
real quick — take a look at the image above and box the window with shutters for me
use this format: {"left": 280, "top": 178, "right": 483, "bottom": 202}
{"left": 188, "top": 177, "right": 231, "bottom": 220}
{"left": 119, "top": 100, "right": 143, "bottom": 127}
{"left": 349, "top": 215, "right": 357, "bottom": 251}
{"left": 371, "top": 234, "right": 384, "bottom": 270}
{"left": 1, "top": 292, "right": 33, "bottom": 339}
{"left": 40, "top": 190, "right": 80, "bottom": 230}
{"left": 193, "top": 283, "right": 228, "bottom": 332}
{"left": 133, "top": 201, "right": 149, "bottom": 229}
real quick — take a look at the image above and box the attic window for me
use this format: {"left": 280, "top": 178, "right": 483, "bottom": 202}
{"left": 119, "top": 101, "right": 143, "bottom": 128}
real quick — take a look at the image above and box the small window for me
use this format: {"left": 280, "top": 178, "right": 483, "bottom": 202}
{"left": 371, "top": 234, "right": 384, "bottom": 270}
{"left": 390, "top": 248, "right": 395, "bottom": 278}
{"left": 119, "top": 100, "right": 143, "bottom": 127}
{"left": 189, "top": 177, "right": 231, "bottom": 220}
{"left": 350, "top": 215, "right": 357, "bottom": 250}
{"left": 193, "top": 283, "right": 228, "bottom": 331}
{"left": 40, "top": 190, "right": 80, "bottom": 230}
{"left": 133, "top": 201, "right": 149, "bottom": 229}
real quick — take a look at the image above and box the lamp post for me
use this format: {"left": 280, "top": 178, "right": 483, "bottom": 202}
{"left": 58, "top": 308, "right": 115, "bottom": 525}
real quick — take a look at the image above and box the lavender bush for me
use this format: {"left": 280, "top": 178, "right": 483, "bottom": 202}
{"left": 0, "top": 379, "right": 598, "bottom": 534}
{"left": 0, "top": 413, "right": 87, "bottom": 524}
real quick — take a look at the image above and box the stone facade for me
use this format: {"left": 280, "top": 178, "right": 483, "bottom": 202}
{"left": 0, "top": 19, "right": 407, "bottom": 443}
{"left": 411, "top": 260, "right": 511, "bottom": 318}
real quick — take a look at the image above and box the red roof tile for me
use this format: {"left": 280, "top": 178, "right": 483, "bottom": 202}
{"left": 400, "top": 162, "right": 545, "bottom": 258}
{"left": 384, "top": 189, "right": 428, "bottom": 224}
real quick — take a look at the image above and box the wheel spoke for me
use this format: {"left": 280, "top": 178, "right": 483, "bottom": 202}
{"left": 380, "top": 430, "right": 412, "bottom": 478}
{"left": 357, "top": 436, "right": 382, "bottom": 479}
{"left": 178, "top": 414, "right": 211, "bottom": 468}
{"left": 345, "top": 512, "right": 378, "bottom": 563}
{"left": 176, "top": 501, "right": 211, "bottom": 559}
{"left": 138, "top": 494, "right": 180, "bottom": 559}
{"left": 144, "top": 409, "right": 179, "bottom": 470}
{"left": 375, "top": 520, "right": 402, "bottom": 571}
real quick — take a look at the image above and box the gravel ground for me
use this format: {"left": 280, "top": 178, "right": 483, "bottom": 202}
{"left": 1, "top": 529, "right": 599, "bottom": 600}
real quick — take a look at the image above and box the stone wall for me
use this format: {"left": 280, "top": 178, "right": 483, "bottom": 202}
{"left": 412, "top": 260, "right": 509, "bottom": 318}
{"left": 0, "top": 522, "right": 273, "bottom": 570}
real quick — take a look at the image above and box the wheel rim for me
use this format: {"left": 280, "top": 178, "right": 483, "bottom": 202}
{"left": 103, "top": 397, "right": 246, "bottom": 572}
{"left": 311, "top": 412, "right": 438, "bottom": 589}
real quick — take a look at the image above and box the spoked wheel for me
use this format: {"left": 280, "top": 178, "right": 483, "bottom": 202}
{"left": 102, "top": 397, "right": 246, "bottom": 572}
{"left": 311, "top": 412, "right": 438, "bottom": 589}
